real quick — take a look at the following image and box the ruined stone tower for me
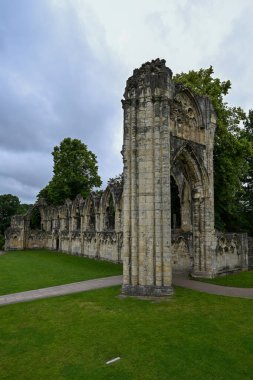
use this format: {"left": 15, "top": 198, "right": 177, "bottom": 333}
{"left": 121, "top": 59, "right": 217, "bottom": 296}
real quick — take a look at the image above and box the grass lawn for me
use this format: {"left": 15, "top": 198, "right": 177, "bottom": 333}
{"left": 196, "top": 270, "right": 253, "bottom": 288}
{"left": 0, "top": 286, "right": 253, "bottom": 380}
{"left": 0, "top": 250, "right": 122, "bottom": 295}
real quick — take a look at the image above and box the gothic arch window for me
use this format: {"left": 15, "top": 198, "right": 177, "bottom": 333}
{"left": 56, "top": 215, "right": 60, "bottom": 230}
{"left": 105, "top": 192, "right": 115, "bottom": 230}
{"left": 76, "top": 207, "right": 81, "bottom": 231}
{"left": 173, "top": 145, "right": 206, "bottom": 193}
{"left": 30, "top": 207, "right": 41, "bottom": 230}
{"left": 87, "top": 201, "right": 96, "bottom": 230}
{"left": 65, "top": 210, "right": 69, "bottom": 231}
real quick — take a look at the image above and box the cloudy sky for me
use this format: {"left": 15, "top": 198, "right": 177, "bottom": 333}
{"left": 0, "top": 0, "right": 252, "bottom": 203}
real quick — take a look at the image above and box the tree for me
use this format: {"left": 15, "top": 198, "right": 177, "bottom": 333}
{"left": 174, "top": 67, "right": 252, "bottom": 231}
{"left": 0, "top": 194, "right": 20, "bottom": 235}
{"left": 38, "top": 138, "right": 102, "bottom": 205}
{"left": 239, "top": 110, "right": 253, "bottom": 235}
{"left": 0, "top": 194, "right": 30, "bottom": 249}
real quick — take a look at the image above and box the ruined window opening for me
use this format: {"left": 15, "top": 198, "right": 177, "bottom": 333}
{"left": 105, "top": 194, "right": 115, "bottom": 230}
{"left": 171, "top": 176, "right": 181, "bottom": 230}
{"left": 65, "top": 212, "right": 69, "bottom": 231}
{"left": 56, "top": 216, "right": 60, "bottom": 230}
{"left": 76, "top": 207, "right": 81, "bottom": 230}
{"left": 56, "top": 237, "right": 59, "bottom": 250}
{"left": 30, "top": 207, "right": 41, "bottom": 230}
{"left": 88, "top": 203, "right": 96, "bottom": 230}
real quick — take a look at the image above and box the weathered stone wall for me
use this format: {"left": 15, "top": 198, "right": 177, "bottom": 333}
{"left": 214, "top": 232, "right": 248, "bottom": 274}
{"left": 5, "top": 182, "right": 123, "bottom": 264}
{"left": 5, "top": 215, "right": 26, "bottom": 250}
{"left": 171, "top": 232, "right": 193, "bottom": 274}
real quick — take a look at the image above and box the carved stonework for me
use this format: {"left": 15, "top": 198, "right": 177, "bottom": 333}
{"left": 216, "top": 234, "right": 241, "bottom": 256}
{"left": 98, "top": 231, "right": 117, "bottom": 245}
{"left": 83, "top": 231, "right": 96, "bottom": 243}
{"left": 171, "top": 92, "right": 199, "bottom": 129}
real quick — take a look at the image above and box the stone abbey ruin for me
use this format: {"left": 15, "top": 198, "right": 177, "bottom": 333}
{"left": 5, "top": 59, "right": 250, "bottom": 296}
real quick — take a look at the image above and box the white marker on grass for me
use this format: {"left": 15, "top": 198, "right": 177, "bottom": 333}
{"left": 106, "top": 357, "right": 121, "bottom": 365}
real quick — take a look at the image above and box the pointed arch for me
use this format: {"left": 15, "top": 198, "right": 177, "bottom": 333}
{"left": 85, "top": 193, "right": 97, "bottom": 231}
{"left": 175, "top": 87, "right": 204, "bottom": 129}
{"left": 101, "top": 187, "right": 116, "bottom": 231}
{"left": 72, "top": 195, "right": 84, "bottom": 231}
{"left": 172, "top": 143, "right": 208, "bottom": 195}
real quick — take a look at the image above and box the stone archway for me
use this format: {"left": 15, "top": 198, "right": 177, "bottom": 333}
{"left": 171, "top": 145, "right": 213, "bottom": 275}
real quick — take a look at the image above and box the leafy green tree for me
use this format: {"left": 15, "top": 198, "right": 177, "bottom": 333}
{"left": 30, "top": 207, "right": 42, "bottom": 230}
{"left": 174, "top": 67, "right": 252, "bottom": 231}
{"left": 0, "top": 194, "right": 20, "bottom": 235}
{"left": 38, "top": 138, "right": 102, "bottom": 205}
{"left": 18, "top": 203, "right": 30, "bottom": 215}
{"left": 239, "top": 110, "right": 253, "bottom": 235}
{"left": 0, "top": 194, "right": 30, "bottom": 249}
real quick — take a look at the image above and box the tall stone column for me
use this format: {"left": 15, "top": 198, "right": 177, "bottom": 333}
{"left": 122, "top": 59, "right": 174, "bottom": 296}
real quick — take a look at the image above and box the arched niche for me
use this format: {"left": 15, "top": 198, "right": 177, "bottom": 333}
{"left": 86, "top": 195, "right": 96, "bottom": 231}
{"left": 75, "top": 206, "right": 81, "bottom": 230}
{"left": 71, "top": 196, "right": 84, "bottom": 231}
{"left": 101, "top": 188, "right": 116, "bottom": 231}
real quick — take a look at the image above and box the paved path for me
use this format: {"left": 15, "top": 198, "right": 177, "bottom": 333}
{"left": 173, "top": 276, "right": 253, "bottom": 299}
{"left": 1, "top": 275, "right": 253, "bottom": 306}
{"left": 0, "top": 275, "right": 123, "bottom": 306}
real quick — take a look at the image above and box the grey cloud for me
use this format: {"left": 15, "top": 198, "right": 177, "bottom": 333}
{"left": 0, "top": 175, "right": 39, "bottom": 204}
{"left": 0, "top": 0, "right": 124, "bottom": 202}
{"left": 215, "top": 6, "right": 253, "bottom": 111}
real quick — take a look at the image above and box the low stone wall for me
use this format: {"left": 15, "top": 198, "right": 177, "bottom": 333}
{"left": 5, "top": 205, "right": 250, "bottom": 275}
{"left": 19, "top": 229, "right": 123, "bottom": 263}
{"left": 214, "top": 232, "right": 248, "bottom": 275}
{"left": 171, "top": 231, "right": 249, "bottom": 276}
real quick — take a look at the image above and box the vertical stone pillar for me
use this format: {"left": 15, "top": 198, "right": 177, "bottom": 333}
{"left": 122, "top": 59, "right": 174, "bottom": 296}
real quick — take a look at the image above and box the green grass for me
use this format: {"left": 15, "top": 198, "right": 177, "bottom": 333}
{"left": 196, "top": 270, "right": 253, "bottom": 288}
{"left": 0, "top": 250, "right": 122, "bottom": 295}
{"left": 0, "top": 286, "right": 253, "bottom": 380}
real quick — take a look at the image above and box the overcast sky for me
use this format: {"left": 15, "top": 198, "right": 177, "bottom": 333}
{"left": 0, "top": 0, "right": 252, "bottom": 203}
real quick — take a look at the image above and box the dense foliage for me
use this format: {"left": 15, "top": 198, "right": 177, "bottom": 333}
{"left": 29, "top": 207, "right": 42, "bottom": 230}
{"left": 174, "top": 67, "right": 253, "bottom": 232}
{"left": 239, "top": 110, "right": 253, "bottom": 235}
{"left": 0, "top": 194, "right": 30, "bottom": 249}
{"left": 38, "top": 138, "right": 102, "bottom": 205}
